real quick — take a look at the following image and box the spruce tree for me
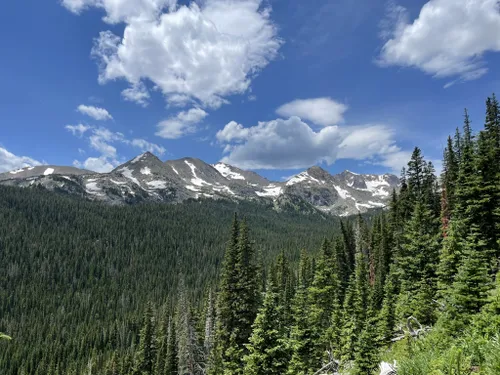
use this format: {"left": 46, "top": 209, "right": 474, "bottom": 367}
{"left": 133, "top": 302, "right": 156, "bottom": 375}
{"left": 377, "top": 266, "right": 398, "bottom": 345}
{"left": 243, "top": 282, "right": 289, "bottom": 375}
{"left": 450, "top": 226, "right": 491, "bottom": 317}
{"left": 209, "top": 215, "right": 239, "bottom": 375}
{"left": 287, "top": 251, "right": 318, "bottom": 375}
{"left": 224, "top": 219, "right": 259, "bottom": 375}
{"left": 398, "top": 201, "right": 440, "bottom": 324}
{"left": 164, "top": 318, "right": 178, "bottom": 375}
{"left": 308, "top": 239, "right": 340, "bottom": 360}
{"left": 352, "top": 317, "right": 380, "bottom": 375}
{"left": 176, "top": 280, "right": 201, "bottom": 375}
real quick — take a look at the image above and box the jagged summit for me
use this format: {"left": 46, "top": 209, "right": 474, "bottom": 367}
{"left": 0, "top": 152, "right": 399, "bottom": 216}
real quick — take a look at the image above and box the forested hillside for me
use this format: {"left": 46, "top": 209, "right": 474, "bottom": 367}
{"left": 0, "top": 190, "right": 341, "bottom": 374}
{"left": 1, "top": 94, "right": 499, "bottom": 375}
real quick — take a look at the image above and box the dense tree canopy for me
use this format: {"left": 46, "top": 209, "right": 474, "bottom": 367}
{"left": 1, "top": 94, "right": 499, "bottom": 374}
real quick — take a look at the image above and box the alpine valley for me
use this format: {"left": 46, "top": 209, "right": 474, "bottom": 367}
{"left": 0, "top": 152, "right": 399, "bottom": 217}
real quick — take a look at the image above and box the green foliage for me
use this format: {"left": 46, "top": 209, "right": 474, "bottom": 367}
{"left": 2, "top": 93, "right": 500, "bottom": 375}
{"left": 243, "top": 283, "right": 290, "bottom": 375}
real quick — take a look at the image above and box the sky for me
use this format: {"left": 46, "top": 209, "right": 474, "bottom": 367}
{"left": 1, "top": 0, "right": 500, "bottom": 180}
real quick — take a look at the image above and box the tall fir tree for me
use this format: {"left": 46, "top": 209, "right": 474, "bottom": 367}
{"left": 133, "top": 302, "right": 156, "bottom": 375}
{"left": 243, "top": 282, "right": 290, "bottom": 375}
{"left": 224, "top": 219, "right": 260, "bottom": 375}
{"left": 208, "top": 215, "right": 239, "bottom": 375}
{"left": 287, "top": 251, "right": 318, "bottom": 375}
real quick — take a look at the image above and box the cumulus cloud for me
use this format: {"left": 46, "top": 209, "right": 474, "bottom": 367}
{"left": 63, "top": 0, "right": 282, "bottom": 108}
{"left": 0, "top": 146, "right": 42, "bottom": 173}
{"left": 61, "top": 0, "right": 177, "bottom": 24}
{"left": 216, "top": 116, "right": 409, "bottom": 172}
{"left": 276, "top": 98, "right": 348, "bottom": 127}
{"left": 77, "top": 104, "right": 113, "bottom": 120}
{"left": 73, "top": 156, "right": 118, "bottom": 173}
{"left": 65, "top": 124, "right": 92, "bottom": 137}
{"left": 378, "top": 0, "right": 500, "bottom": 84}
{"left": 156, "top": 108, "right": 208, "bottom": 139}
{"left": 121, "top": 83, "right": 150, "bottom": 107}
{"left": 66, "top": 125, "right": 166, "bottom": 172}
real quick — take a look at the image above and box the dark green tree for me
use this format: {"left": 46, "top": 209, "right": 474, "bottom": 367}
{"left": 243, "top": 283, "right": 290, "bottom": 375}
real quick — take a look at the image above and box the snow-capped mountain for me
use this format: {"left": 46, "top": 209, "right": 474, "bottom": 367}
{"left": 0, "top": 152, "right": 399, "bottom": 216}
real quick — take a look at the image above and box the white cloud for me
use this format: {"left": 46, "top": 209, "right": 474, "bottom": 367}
{"left": 156, "top": 107, "right": 208, "bottom": 139}
{"left": 65, "top": 124, "right": 92, "bottom": 137}
{"left": 378, "top": 0, "right": 500, "bottom": 84}
{"left": 121, "top": 82, "right": 150, "bottom": 107}
{"left": 276, "top": 97, "right": 348, "bottom": 127}
{"left": 131, "top": 139, "right": 166, "bottom": 155}
{"left": 74, "top": 157, "right": 119, "bottom": 173}
{"left": 216, "top": 116, "right": 409, "bottom": 172}
{"left": 0, "top": 146, "right": 42, "bottom": 173}
{"left": 77, "top": 104, "right": 113, "bottom": 120}
{"left": 61, "top": 0, "right": 177, "bottom": 24}
{"left": 69, "top": 0, "right": 282, "bottom": 108}
{"left": 67, "top": 125, "right": 166, "bottom": 172}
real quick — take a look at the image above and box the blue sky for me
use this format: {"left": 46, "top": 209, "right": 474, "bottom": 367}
{"left": 1, "top": 0, "right": 499, "bottom": 181}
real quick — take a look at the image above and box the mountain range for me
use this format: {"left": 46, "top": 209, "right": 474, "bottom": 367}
{"left": 0, "top": 152, "right": 399, "bottom": 216}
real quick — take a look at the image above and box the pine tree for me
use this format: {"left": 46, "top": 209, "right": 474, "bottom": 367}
{"left": 164, "top": 318, "right": 178, "bottom": 375}
{"left": 176, "top": 279, "right": 201, "bottom": 375}
{"left": 133, "top": 302, "right": 156, "bottom": 375}
{"left": 308, "top": 239, "right": 340, "bottom": 360}
{"left": 273, "top": 250, "right": 294, "bottom": 330}
{"left": 397, "top": 202, "right": 440, "bottom": 324}
{"left": 209, "top": 215, "right": 239, "bottom": 375}
{"left": 407, "top": 147, "right": 426, "bottom": 203}
{"left": 203, "top": 289, "right": 216, "bottom": 359}
{"left": 224, "top": 219, "right": 259, "bottom": 375}
{"left": 450, "top": 226, "right": 491, "bottom": 317}
{"left": 287, "top": 251, "right": 318, "bottom": 374}
{"left": 243, "top": 282, "right": 290, "bottom": 375}
{"left": 377, "top": 266, "right": 398, "bottom": 345}
{"left": 352, "top": 317, "right": 380, "bottom": 375}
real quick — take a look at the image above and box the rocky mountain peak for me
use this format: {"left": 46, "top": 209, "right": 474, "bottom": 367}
{"left": 0, "top": 152, "right": 400, "bottom": 217}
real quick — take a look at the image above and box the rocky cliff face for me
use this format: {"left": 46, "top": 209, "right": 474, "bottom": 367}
{"left": 0, "top": 152, "right": 399, "bottom": 216}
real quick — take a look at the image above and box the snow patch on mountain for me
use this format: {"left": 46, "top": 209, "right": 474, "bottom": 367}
{"left": 213, "top": 163, "right": 245, "bottom": 180}
{"left": 334, "top": 185, "right": 353, "bottom": 200}
{"left": 185, "top": 160, "right": 210, "bottom": 187}
{"left": 256, "top": 185, "right": 282, "bottom": 197}
{"left": 140, "top": 167, "right": 152, "bottom": 175}
{"left": 147, "top": 180, "right": 167, "bottom": 189}
{"left": 118, "top": 167, "right": 141, "bottom": 186}
{"left": 286, "top": 172, "right": 321, "bottom": 186}
{"left": 44, "top": 168, "right": 55, "bottom": 176}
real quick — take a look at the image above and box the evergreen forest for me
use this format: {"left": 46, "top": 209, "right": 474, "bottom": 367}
{"left": 1, "top": 94, "right": 500, "bottom": 374}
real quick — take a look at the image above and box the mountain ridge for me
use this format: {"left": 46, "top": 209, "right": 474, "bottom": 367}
{"left": 0, "top": 152, "right": 399, "bottom": 216}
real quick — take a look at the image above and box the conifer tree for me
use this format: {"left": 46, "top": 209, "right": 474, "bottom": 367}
{"left": 398, "top": 201, "right": 440, "bottom": 324}
{"left": 176, "top": 280, "right": 201, "bottom": 375}
{"left": 243, "top": 282, "right": 289, "bottom": 375}
{"left": 155, "top": 312, "right": 168, "bottom": 375}
{"left": 352, "top": 317, "right": 380, "bottom": 375}
{"left": 308, "top": 239, "right": 340, "bottom": 359}
{"left": 377, "top": 266, "right": 398, "bottom": 345}
{"left": 287, "top": 251, "right": 318, "bottom": 375}
{"left": 164, "top": 318, "right": 178, "bottom": 375}
{"left": 133, "top": 302, "right": 156, "bottom": 375}
{"left": 450, "top": 226, "right": 491, "bottom": 317}
{"left": 203, "top": 289, "right": 216, "bottom": 358}
{"left": 209, "top": 215, "right": 239, "bottom": 375}
{"left": 224, "top": 219, "right": 260, "bottom": 375}
{"left": 273, "top": 250, "right": 294, "bottom": 330}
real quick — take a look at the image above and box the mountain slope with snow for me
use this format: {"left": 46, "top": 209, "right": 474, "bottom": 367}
{"left": 0, "top": 153, "right": 399, "bottom": 216}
